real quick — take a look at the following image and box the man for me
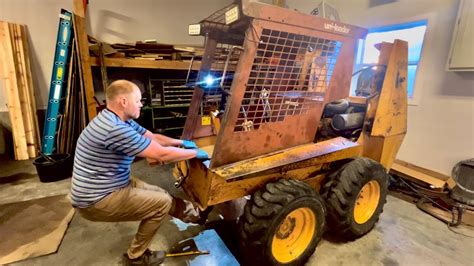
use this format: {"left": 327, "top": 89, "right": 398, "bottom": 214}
{"left": 70, "top": 80, "right": 208, "bottom": 265}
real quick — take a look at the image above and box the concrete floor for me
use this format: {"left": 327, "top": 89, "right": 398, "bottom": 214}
{"left": 1, "top": 156, "right": 473, "bottom": 266}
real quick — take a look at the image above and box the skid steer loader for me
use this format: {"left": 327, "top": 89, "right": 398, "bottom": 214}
{"left": 174, "top": 1, "right": 408, "bottom": 265}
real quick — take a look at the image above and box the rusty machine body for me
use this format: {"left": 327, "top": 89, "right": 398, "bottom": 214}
{"left": 176, "top": 1, "right": 408, "bottom": 265}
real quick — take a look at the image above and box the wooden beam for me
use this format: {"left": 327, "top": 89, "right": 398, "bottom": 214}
{"left": 90, "top": 57, "right": 207, "bottom": 70}
{"left": 98, "top": 43, "right": 108, "bottom": 91}
{"left": 20, "top": 25, "right": 41, "bottom": 148}
{"left": 0, "top": 22, "right": 28, "bottom": 160}
{"left": 11, "top": 23, "right": 37, "bottom": 158}
{"left": 64, "top": 47, "right": 75, "bottom": 153}
{"left": 73, "top": 0, "right": 86, "bottom": 18}
{"left": 73, "top": 14, "right": 97, "bottom": 120}
{"left": 390, "top": 161, "right": 447, "bottom": 190}
{"left": 394, "top": 159, "right": 451, "bottom": 181}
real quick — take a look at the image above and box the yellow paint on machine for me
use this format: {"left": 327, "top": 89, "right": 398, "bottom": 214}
{"left": 272, "top": 207, "right": 316, "bottom": 263}
{"left": 354, "top": 180, "right": 381, "bottom": 224}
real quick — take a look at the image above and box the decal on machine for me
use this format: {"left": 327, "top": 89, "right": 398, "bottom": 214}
{"left": 324, "top": 23, "right": 350, "bottom": 34}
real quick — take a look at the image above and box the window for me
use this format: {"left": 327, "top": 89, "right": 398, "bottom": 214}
{"left": 353, "top": 20, "right": 428, "bottom": 99}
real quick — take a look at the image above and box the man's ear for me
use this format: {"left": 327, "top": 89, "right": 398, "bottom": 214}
{"left": 119, "top": 96, "right": 127, "bottom": 107}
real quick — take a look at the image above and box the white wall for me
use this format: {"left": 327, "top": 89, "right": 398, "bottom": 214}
{"left": 0, "top": 0, "right": 73, "bottom": 111}
{"left": 290, "top": 0, "right": 474, "bottom": 175}
{"left": 87, "top": 0, "right": 232, "bottom": 45}
{"left": 0, "top": 0, "right": 232, "bottom": 110}
{"left": 1, "top": 0, "right": 473, "bottom": 174}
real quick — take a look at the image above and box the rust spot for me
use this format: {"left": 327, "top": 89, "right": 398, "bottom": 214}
{"left": 281, "top": 134, "right": 294, "bottom": 146}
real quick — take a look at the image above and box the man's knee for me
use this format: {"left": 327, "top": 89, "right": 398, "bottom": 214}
{"left": 163, "top": 193, "right": 173, "bottom": 214}
{"left": 150, "top": 191, "right": 173, "bottom": 216}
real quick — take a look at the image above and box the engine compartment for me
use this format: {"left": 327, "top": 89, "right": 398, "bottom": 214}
{"left": 315, "top": 98, "right": 368, "bottom": 142}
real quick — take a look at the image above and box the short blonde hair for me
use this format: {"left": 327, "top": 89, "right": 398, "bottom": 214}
{"left": 106, "top": 80, "right": 136, "bottom": 102}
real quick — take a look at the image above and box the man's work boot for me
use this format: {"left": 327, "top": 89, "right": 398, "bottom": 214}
{"left": 123, "top": 249, "right": 165, "bottom": 266}
{"left": 196, "top": 206, "right": 213, "bottom": 225}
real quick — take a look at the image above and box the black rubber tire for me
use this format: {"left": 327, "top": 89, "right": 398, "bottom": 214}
{"left": 239, "top": 179, "right": 326, "bottom": 266}
{"left": 323, "top": 157, "right": 389, "bottom": 239}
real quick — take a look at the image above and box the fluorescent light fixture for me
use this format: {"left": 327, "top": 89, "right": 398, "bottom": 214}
{"left": 188, "top": 24, "right": 201, "bottom": 35}
{"left": 225, "top": 5, "right": 239, "bottom": 25}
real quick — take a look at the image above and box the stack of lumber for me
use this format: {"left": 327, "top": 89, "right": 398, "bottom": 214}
{"left": 0, "top": 21, "right": 40, "bottom": 160}
{"left": 89, "top": 40, "right": 205, "bottom": 61}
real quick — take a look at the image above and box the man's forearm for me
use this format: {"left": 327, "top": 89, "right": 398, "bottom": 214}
{"left": 154, "top": 146, "right": 196, "bottom": 163}
{"left": 153, "top": 134, "right": 182, "bottom": 147}
{"left": 144, "top": 130, "right": 182, "bottom": 146}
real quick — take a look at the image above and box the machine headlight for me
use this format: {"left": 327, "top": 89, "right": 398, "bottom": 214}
{"left": 204, "top": 74, "right": 216, "bottom": 87}
{"left": 225, "top": 5, "right": 240, "bottom": 25}
{"left": 188, "top": 24, "right": 201, "bottom": 35}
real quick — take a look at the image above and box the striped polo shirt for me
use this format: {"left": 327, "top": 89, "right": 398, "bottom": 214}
{"left": 70, "top": 108, "right": 151, "bottom": 208}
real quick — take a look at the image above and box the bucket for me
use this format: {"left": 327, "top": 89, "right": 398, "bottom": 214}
{"left": 33, "top": 153, "right": 73, "bottom": 183}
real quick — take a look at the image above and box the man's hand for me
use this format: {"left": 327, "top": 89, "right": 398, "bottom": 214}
{"left": 182, "top": 140, "right": 198, "bottom": 149}
{"left": 195, "top": 149, "right": 210, "bottom": 160}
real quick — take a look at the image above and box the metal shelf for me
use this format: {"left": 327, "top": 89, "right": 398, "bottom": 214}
{"left": 154, "top": 116, "right": 187, "bottom": 120}
{"left": 147, "top": 78, "right": 196, "bottom": 137}
{"left": 90, "top": 57, "right": 201, "bottom": 70}
{"left": 149, "top": 104, "right": 191, "bottom": 108}
{"left": 161, "top": 127, "right": 184, "bottom": 131}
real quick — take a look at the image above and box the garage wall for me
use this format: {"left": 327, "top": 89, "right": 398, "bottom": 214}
{"left": 1, "top": 0, "right": 472, "bottom": 174}
{"left": 289, "top": 0, "right": 474, "bottom": 175}
{"left": 0, "top": 0, "right": 72, "bottom": 112}
{"left": 87, "top": 0, "right": 232, "bottom": 46}
{"left": 0, "top": 0, "right": 232, "bottom": 110}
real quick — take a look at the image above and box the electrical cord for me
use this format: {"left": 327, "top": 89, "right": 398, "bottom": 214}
{"left": 395, "top": 177, "right": 455, "bottom": 219}
{"left": 392, "top": 175, "right": 474, "bottom": 238}
{"left": 411, "top": 181, "right": 449, "bottom": 197}
{"left": 243, "top": 22, "right": 263, "bottom": 44}
{"left": 447, "top": 220, "right": 474, "bottom": 238}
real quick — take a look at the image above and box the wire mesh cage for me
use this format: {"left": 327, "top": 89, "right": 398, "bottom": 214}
{"left": 183, "top": 1, "right": 367, "bottom": 166}
{"left": 235, "top": 28, "right": 342, "bottom": 131}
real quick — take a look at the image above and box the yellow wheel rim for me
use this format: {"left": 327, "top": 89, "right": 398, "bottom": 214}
{"left": 354, "top": 180, "right": 381, "bottom": 224}
{"left": 271, "top": 207, "right": 316, "bottom": 264}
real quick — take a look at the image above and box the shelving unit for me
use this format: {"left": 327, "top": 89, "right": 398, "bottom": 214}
{"left": 90, "top": 50, "right": 237, "bottom": 137}
{"left": 90, "top": 57, "right": 201, "bottom": 70}
{"left": 145, "top": 78, "right": 195, "bottom": 137}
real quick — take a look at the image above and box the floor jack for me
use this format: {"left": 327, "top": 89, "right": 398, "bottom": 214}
{"left": 140, "top": 249, "right": 209, "bottom": 265}
{"left": 160, "top": 228, "right": 238, "bottom": 265}
{"left": 165, "top": 250, "right": 210, "bottom": 258}
{"left": 155, "top": 237, "right": 211, "bottom": 264}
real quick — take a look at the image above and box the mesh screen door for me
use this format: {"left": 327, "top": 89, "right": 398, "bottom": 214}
{"left": 235, "top": 28, "right": 342, "bottom": 132}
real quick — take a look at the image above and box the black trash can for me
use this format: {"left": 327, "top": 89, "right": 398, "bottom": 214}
{"left": 33, "top": 153, "right": 74, "bottom": 183}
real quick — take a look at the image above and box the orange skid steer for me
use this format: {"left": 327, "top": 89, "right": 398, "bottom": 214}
{"left": 174, "top": 1, "right": 408, "bottom": 265}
